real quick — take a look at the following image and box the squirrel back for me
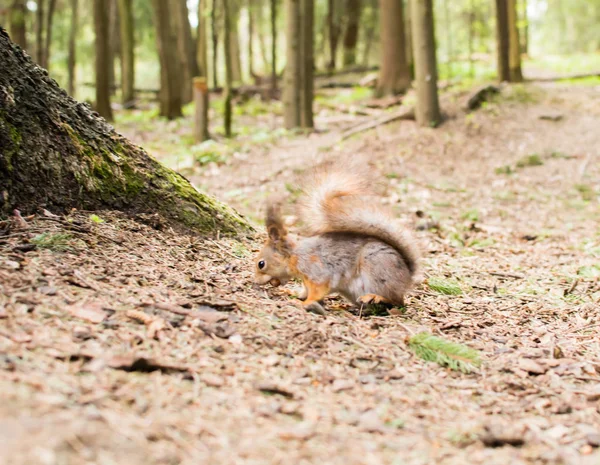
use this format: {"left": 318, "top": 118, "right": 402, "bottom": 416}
{"left": 296, "top": 162, "right": 419, "bottom": 275}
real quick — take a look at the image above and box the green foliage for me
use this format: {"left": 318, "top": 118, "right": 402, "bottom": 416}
{"left": 578, "top": 265, "right": 600, "bottom": 279}
{"left": 495, "top": 165, "right": 513, "bottom": 176}
{"left": 408, "top": 332, "right": 481, "bottom": 374}
{"left": 427, "top": 277, "right": 463, "bottom": 295}
{"left": 31, "top": 233, "right": 74, "bottom": 252}
{"left": 89, "top": 214, "right": 105, "bottom": 224}
{"left": 574, "top": 184, "right": 596, "bottom": 201}
{"left": 516, "top": 154, "right": 544, "bottom": 168}
{"left": 190, "top": 140, "right": 229, "bottom": 166}
{"left": 461, "top": 209, "right": 479, "bottom": 222}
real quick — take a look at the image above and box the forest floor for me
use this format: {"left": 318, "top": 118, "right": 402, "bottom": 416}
{"left": 1, "top": 80, "right": 600, "bottom": 465}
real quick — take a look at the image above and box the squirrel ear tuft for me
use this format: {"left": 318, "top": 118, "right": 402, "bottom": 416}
{"left": 266, "top": 200, "right": 287, "bottom": 242}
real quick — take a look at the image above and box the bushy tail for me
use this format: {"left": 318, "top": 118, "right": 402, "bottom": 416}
{"left": 297, "top": 163, "right": 420, "bottom": 275}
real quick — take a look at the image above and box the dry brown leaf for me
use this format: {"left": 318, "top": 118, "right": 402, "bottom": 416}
{"left": 68, "top": 302, "right": 107, "bottom": 323}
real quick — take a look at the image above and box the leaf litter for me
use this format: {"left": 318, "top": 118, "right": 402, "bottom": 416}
{"left": 1, "top": 83, "right": 600, "bottom": 464}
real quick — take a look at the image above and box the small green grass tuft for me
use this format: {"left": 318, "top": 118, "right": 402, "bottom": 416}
{"left": 516, "top": 154, "right": 544, "bottom": 168}
{"left": 461, "top": 209, "right": 479, "bottom": 222}
{"left": 31, "top": 233, "right": 73, "bottom": 252}
{"left": 578, "top": 265, "right": 600, "bottom": 279}
{"left": 574, "top": 184, "right": 596, "bottom": 201}
{"left": 427, "top": 277, "right": 463, "bottom": 295}
{"left": 495, "top": 165, "right": 514, "bottom": 175}
{"left": 408, "top": 332, "right": 481, "bottom": 373}
{"left": 89, "top": 214, "right": 105, "bottom": 224}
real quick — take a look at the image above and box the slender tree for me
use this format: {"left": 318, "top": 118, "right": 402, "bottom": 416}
{"left": 405, "top": 0, "right": 414, "bottom": 77}
{"left": 300, "top": 0, "right": 314, "bottom": 128}
{"left": 43, "top": 0, "right": 56, "bottom": 70}
{"left": 67, "top": 0, "right": 78, "bottom": 97}
{"left": 94, "top": 0, "right": 113, "bottom": 121}
{"left": 270, "top": 0, "right": 277, "bottom": 95}
{"left": 223, "top": 0, "right": 233, "bottom": 137}
{"left": 35, "top": 0, "right": 44, "bottom": 65}
{"left": 173, "top": 0, "right": 199, "bottom": 104}
{"left": 326, "top": 0, "right": 343, "bottom": 72}
{"left": 410, "top": 0, "right": 440, "bottom": 127}
{"left": 8, "top": 0, "right": 27, "bottom": 49}
{"left": 376, "top": 0, "right": 411, "bottom": 96}
{"left": 211, "top": 0, "right": 219, "bottom": 88}
{"left": 248, "top": 0, "right": 254, "bottom": 78}
{"left": 196, "top": 0, "right": 208, "bottom": 77}
{"left": 361, "top": 0, "right": 377, "bottom": 66}
{"left": 228, "top": 1, "right": 242, "bottom": 83}
{"left": 342, "top": 0, "right": 361, "bottom": 67}
{"left": 108, "top": 0, "right": 120, "bottom": 95}
{"left": 508, "top": 0, "right": 523, "bottom": 81}
{"left": 151, "top": 0, "right": 183, "bottom": 119}
{"left": 495, "top": 0, "right": 510, "bottom": 81}
{"left": 520, "top": 0, "right": 528, "bottom": 55}
{"left": 117, "top": 0, "right": 135, "bottom": 106}
{"left": 284, "top": 0, "right": 301, "bottom": 128}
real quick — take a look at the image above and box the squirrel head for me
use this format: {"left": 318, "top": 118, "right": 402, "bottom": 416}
{"left": 254, "top": 200, "right": 294, "bottom": 287}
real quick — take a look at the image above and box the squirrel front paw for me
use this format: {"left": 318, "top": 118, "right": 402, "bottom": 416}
{"left": 304, "top": 301, "right": 326, "bottom": 316}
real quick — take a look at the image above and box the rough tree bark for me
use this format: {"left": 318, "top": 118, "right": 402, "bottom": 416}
{"left": 35, "top": 0, "right": 44, "bottom": 66}
{"left": 196, "top": 0, "right": 208, "bottom": 77}
{"left": 508, "top": 0, "right": 523, "bottom": 81}
{"left": 67, "top": 0, "right": 77, "bottom": 97}
{"left": 0, "top": 29, "right": 250, "bottom": 234}
{"left": 94, "top": 0, "right": 113, "bottom": 121}
{"left": 8, "top": 0, "right": 27, "bottom": 49}
{"left": 495, "top": 0, "right": 510, "bottom": 82}
{"left": 376, "top": 0, "right": 411, "bottom": 97}
{"left": 342, "top": 0, "right": 361, "bottom": 67}
{"left": 283, "top": 0, "right": 301, "bottom": 128}
{"left": 152, "top": 0, "right": 183, "bottom": 119}
{"left": 117, "top": 0, "right": 135, "bottom": 106}
{"left": 43, "top": 0, "right": 56, "bottom": 70}
{"left": 223, "top": 0, "right": 233, "bottom": 137}
{"left": 172, "top": 0, "right": 199, "bottom": 104}
{"left": 411, "top": 0, "right": 440, "bottom": 127}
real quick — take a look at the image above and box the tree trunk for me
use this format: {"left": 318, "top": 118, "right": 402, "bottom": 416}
{"left": 256, "top": 2, "right": 269, "bottom": 72}
{"left": 468, "top": 0, "right": 475, "bottom": 78}
{"left": 410, "top": 0, "right": 440, "bottom": 127}
{"left": 196, "top": 0, "right": 208, "bottom": 77}
{"left": 270, "top": 0, "right": 277, "bottom": 95}
{"left": 152, "top": 0, "right": 183, "bottom": 119}
{"left": 300, "top": 0, "right": 314, "bottom": 128}
{"left": 507, "top": 0, "right": 523, "bottom": 81}
{"left": 117, "top": 0, "right": 135, "bottom": 106}
{"left": 35, "top": 0, "right": 44, "bottom": 66}
{"left": 342, "top": 0, "right": 361, "bottom": 67}
{"left": 248, "top": 0, "right": 254, "bottom": 78}
{"left": 361, "top": 0, "right": 377, "bottom": 66}
{"left": 229, "top": 3, "right": 242, "bottom": 84}
{"left": 193, "top": 77, "right": 209, "bottom": 142}
{"left": 108, "top": 0, "right": 120, "bottom": 96}
{"left": 211, "top": 0, "right": 219, "bottom": 88}
{"left": 172, "top": 0, "right": 199, "bottom": 104}
{"left": 326, "top": 0, "right": 342, "bottom": 72}
{"left": 444, "top": 0, "right": 452, "bottom": 79}
{"left": 8, "top": 0, "right": 27, "bottom": 49}
{"left": 520, "top": 0, "right": 528, "bottom": 55}
{"left": 43, "top": 0, "right": 56, "bottom": 70}
{"left": 67, "top": 0, "right": 77, "bottom": 97}
{"left": 0, "top": 29, "right": 250, "bottom": 235}
{"left": 283, "top": 0, "right": 301, "bottom": 128}
{"left": 94, "top": 0, "right": 113, "bottom": 121}
{"left": 376, "top": 0, "right": 411, "bottom": 97}
{"left": 223, "top": 0, "right": 233, "bottom": 137}
{"left": 495, "top": 0, "right": 510, "bottom": 82}
{"left": 405, "top": 0, "right": 414, "bottom": 78}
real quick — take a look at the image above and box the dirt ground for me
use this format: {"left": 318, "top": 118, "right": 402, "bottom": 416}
{"left": 1, "top": 82, "right": 600, "bottom": 465}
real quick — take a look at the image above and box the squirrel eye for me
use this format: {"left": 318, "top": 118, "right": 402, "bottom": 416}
{"left": 258, "top": 260, "right": 266, "bottom": 270}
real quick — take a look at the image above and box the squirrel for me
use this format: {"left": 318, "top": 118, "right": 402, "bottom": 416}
{"left": 253, "top": 162, "right": 420, "bottom": 315}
